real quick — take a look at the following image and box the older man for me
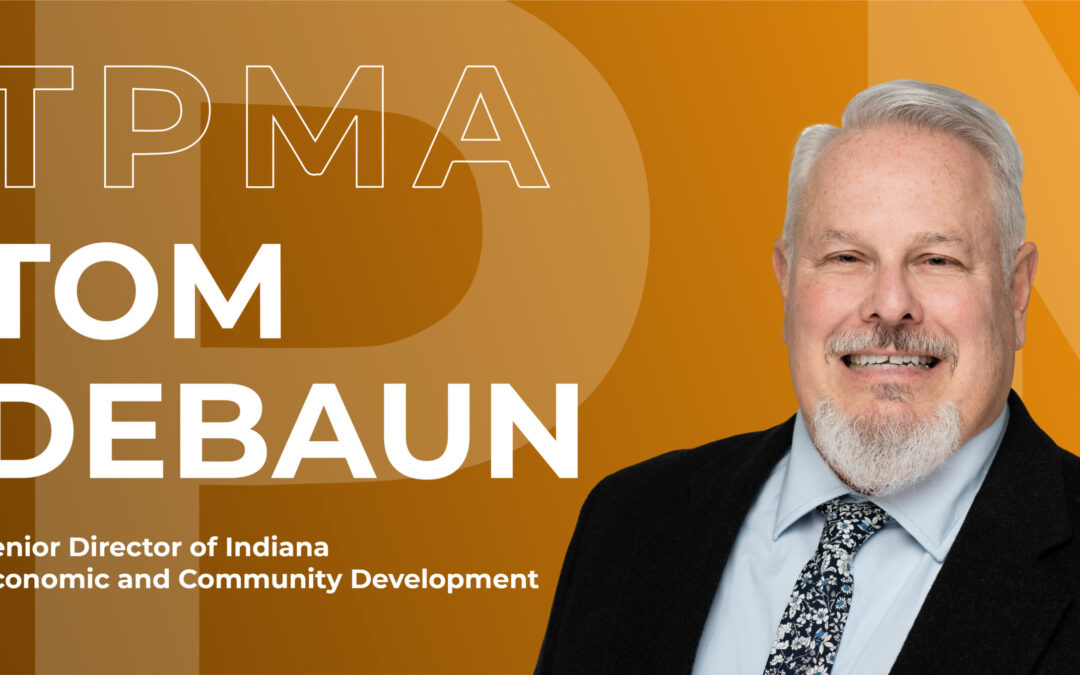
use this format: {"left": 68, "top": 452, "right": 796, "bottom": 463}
{"left": 535, "top": 81, "right": 1080, "bottom": 675}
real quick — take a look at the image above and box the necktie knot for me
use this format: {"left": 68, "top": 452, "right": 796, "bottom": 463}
{"left": 816, "top": 498, "right": 891, "bottom": 556}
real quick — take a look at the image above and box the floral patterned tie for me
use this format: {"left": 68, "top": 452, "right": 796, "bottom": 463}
{"left": 763, "top": 498, "right": 892, "bottom": 675}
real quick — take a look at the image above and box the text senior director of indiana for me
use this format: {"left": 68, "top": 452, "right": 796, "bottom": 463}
{"left": 534, "top": 80, "right": 1080, "bottom": 674}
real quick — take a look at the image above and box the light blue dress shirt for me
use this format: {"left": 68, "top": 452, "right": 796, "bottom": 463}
{"left": 692, "top": 405, "right": 1008, "bottom": 674}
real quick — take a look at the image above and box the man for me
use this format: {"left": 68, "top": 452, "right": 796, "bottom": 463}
{"left": 535, "top": 81, "right": 1080, "bottom": 674}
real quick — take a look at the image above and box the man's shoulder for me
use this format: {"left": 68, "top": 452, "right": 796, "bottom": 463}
{"left": 1045, "top": 434, "right": 1080, "bottom": 507}
{"left": 1060, "top": 444, "right": 1080, "bottom": 478}
{"left": 1004, "top": 392, "right": 1080, "bottom": 497}
{"left": 1043, "top": 422, "right": 1080, "bottom": 483}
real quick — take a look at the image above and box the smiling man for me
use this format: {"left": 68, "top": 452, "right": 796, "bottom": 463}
{"left": 535, "top": 81, "right": 1080, "bottom": 675}
{"left": 776, "top": 111, "right": 1034, "bottom": 500}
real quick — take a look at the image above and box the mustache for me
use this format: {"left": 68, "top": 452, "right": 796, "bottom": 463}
{"left": 825, "top": 325, "right": 959, "bottom": 371}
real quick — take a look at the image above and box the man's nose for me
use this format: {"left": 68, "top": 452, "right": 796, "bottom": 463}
{"left": 860, "top": 264, "right": 923, "bottom": 325}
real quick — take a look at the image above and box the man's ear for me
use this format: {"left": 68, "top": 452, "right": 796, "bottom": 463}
{"left": 1010, "top": 241, "right": 1038, "bottom": 349}
{"left": 772, "top": 238, "right": 790, "bottom": 304}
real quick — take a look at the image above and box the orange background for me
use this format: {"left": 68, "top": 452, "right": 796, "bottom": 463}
{"left": 3, "top": 2, "right": 1080, "bottom": 673}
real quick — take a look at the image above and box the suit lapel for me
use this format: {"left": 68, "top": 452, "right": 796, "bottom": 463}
{"left": 603, "top": 418, "right": 795, "bottom": 674}
{"left": 891, "top": 392, "right": 1075, "bottom": 674}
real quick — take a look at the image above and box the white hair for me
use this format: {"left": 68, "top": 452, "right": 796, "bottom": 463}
{"left": 811, "top": 397, "right": 963, "bottom": 496}
{"left": 782, "top": 80, "right": 1025, "bottom": 279}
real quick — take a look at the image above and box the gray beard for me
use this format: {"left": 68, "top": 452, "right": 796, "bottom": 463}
{"left": 810, "top": 398, "right": 963, "bottom": 496}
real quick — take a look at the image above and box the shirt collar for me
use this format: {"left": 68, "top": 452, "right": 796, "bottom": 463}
{"left": 773, "top": 405, "right": 1008, "bottom": 562}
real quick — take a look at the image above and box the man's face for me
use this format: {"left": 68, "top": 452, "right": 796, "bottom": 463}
{"left": 774, "top": 124, "right": 1037, "bottom": 450}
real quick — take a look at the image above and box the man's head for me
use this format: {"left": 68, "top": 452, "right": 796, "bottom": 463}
{"left": 773, "top": 80, "right": 1038, "bottom": 496}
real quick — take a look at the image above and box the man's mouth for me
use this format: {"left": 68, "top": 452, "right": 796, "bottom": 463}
{"left": 841, "top": 353, "right": 941, "bottom": 370}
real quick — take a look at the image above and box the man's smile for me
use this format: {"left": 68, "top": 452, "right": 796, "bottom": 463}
{"left": 841, "top": 353, "right": 941, "bottom": 370}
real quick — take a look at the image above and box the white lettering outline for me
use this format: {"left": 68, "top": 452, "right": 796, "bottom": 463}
{"left": 413, "top": 65, "right": 548, "bottom": 189}
{"left": 103, "top": 65, "right": 211, "bottom": 189}
{"left": 0, "top": 65, "right": 74, "bottom": 189}
{"left": 245, "top": 65, "right": 384, "bottom": 189}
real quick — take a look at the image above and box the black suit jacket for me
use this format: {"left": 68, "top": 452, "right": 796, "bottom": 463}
{"left": 536, "top": 392, "right": 1080, "bottom": 674}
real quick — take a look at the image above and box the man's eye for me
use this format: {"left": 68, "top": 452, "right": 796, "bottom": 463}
{"left": 831, "top": 254, "right": 859, "bottom": 263}
{"left": 925, "top": 256, "right": 953, "bottom": 266}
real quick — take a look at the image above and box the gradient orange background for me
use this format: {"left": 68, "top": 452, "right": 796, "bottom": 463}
{"left": 3, "top": 2, "right": 1080, "bottom": 673}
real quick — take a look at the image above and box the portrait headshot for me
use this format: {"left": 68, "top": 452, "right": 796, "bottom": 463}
{"left": 535, "top": 80, "right": 1080, "bottom": 674}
